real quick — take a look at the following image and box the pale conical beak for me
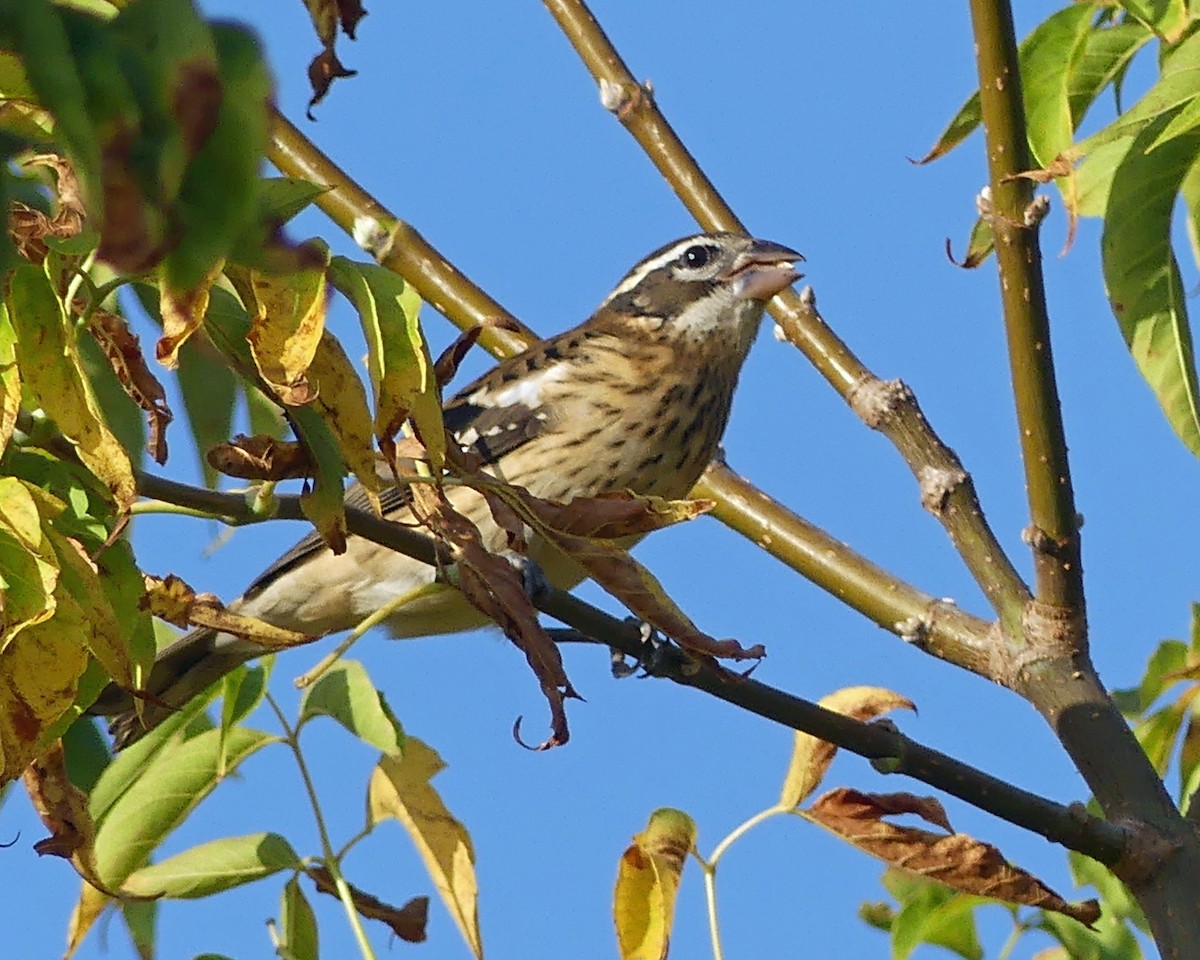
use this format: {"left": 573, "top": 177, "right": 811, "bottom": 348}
{"left": 725, "top": 239, "right": 804, "bottom": 301}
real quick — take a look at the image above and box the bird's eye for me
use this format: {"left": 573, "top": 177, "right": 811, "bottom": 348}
{"left": 681, "top": 244, "right": 712, "bottom": 269}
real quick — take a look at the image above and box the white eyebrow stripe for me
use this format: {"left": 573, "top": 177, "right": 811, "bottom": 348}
{"left": 599, "top": 236, "right": 708, "bottom": 305}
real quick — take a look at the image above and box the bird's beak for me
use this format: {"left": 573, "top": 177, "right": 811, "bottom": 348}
{"left": 725, "top": 239, "right": 804, "bottom": 301}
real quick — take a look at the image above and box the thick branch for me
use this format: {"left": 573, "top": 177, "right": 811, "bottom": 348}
{"left": 134, "top": 471, "right": 1127, "bottom": 867}
{"left": 696, "top": 461, "right": 995, "bottom": 669}
{"left": 968, "top": 0, "right": 1081, "bottom": 610}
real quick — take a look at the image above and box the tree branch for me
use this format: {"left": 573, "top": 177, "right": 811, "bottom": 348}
{"left": 133, "top": 470, "right": 1127, "bottom": 867}
{"left": 968, "top": 0, "right": 1081, "bottom": 613}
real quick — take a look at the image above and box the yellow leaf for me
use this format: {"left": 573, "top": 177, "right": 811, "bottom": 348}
{"left": 306, "top": 332, "right": 381, "bottom": 513}
{"left": 242, "top": 260, "right": 329, "bottom": 405}
{"left": 613, "top": 808, "right": 696, "bottom": 960}
{"left": 780, "top": 686, "right": 916, "bottom": 807}
{"left": 47, "top": 527, "right": 135, "bottom": 690}
{"left": 0, "top": 304, "right": 18, "bottom": 459}
{"left": 0, "top": 587, "right": 90, "bottom": 785}
{"left": 368, "top": 738, "right": 482, "bottom": 959}
{"left": 6, "top": 264, "right": 136, "bottom": 507}
{"left": 65, "top": 878, "right": 110, "bottom": 959}
{"left": 157, "top": 260, "right": 222, "bottom": 369}
{"left": 0, "top": 476, "right": 61, "bottom": 650}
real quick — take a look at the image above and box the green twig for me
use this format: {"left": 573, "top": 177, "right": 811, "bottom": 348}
{"left": 263, "top": 691, "right": 378, "bottom": 960}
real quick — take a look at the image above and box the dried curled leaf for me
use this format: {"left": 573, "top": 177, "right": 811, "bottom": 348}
{"left": 207, "top": 434, "right": 312, "bottom": 480}
{"left": 475, "top": 479, "right": 762, "bottom": 662}
{"left": 780, "top": 686, "right": 916, "bottom": 808}
{"left": 8, "top": 154, "right": 87, "bottom": 264}
{"left": 408, "top": 480, "right": 578, "bottom": 750}
{"left": 308, "top": 866, "right": 428, "bottom": 942}
{"left": 804, "top": 788, "right": 1100, "bottom": 926}
{"left": 142, "top": 573, "right": 314, "bottom": 650}
{"left": 23, "top": 742, "right": 149, "bottom": 900}
{"left": 84, "top": 308, "right": 172, "bottom": 464}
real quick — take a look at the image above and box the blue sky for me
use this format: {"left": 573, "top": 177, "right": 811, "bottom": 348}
{"left": 5, "top": 1, "right": 1191, "bottom": 957}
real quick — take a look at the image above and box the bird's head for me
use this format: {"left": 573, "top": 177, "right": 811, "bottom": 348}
{"left": 597, "top": 232, "right": 803, "bottom": 356}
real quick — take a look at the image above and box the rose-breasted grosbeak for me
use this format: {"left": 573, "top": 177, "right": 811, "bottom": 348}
{"left": 95, "top": 232, "right": 801, "bottom": 744}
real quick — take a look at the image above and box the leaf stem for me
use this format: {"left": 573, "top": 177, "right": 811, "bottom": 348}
{"left": 264, "top": 691, "right": 377, "bottom": 960}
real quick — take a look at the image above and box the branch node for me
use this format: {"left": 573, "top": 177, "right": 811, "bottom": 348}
{"left": 1024, "top": 195, "right": 1050, "bottom": 228}
{"left": 918, "top": 465, "right": 969, "bottom": 516}
{"left": 597, "top": 77, "right": 652, "bottom": 120}
{"left": 895, "top": 616, "right": 927, "bottom": 645}
{"left": 847, "top": 376, "right": 910, "bottom": 430}
{"left": 352, "top": 214, "right": 397, "bottom": 261}
{"left": 1110, "top": 819, "right": 1183, "bottom": 885}
{"left": 1020, "top": 599, "right": 1087, "bottom": 660}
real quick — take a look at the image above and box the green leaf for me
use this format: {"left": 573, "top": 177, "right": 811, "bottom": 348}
{"left": 121, "top": 899, "right": 157, "bottom": 960}
{"left": 1019, "top": 3, "right": 1097, "bottom": 168}
{"left": 1068, "top": 22, "right": 1153, "bottom": 128}
{"left": 881, "top": 870, "right": 986, "bottom": 960}
{"left": 1133, "top": 703, "right": 1185, "bottom": 775}
{"left": 91, "top": 724, "right": 279, "bottom": 887}
{"left": 76, "top": 324, "right": 147, "bottom": 467}
{"left": 220, "top": 663, "right": 268, "bottom": 734}
{"left": 1076, "top": 135, "right": 1135, "bottom": 218}
{"left": 1137, "top": 638, "right": 1189, "bottom": 708}
{"left": 328, "top": 256, "right": 444, "bottom": 469}
{"left": 1076, "top": 28, "right": 1200, "bottom": 156}
{"left": 1039, "top": 906, "right": 1143, "bottom": 960}
{"left": 177, "top": 337, "right": 237, "bottom": 487}
{"left": 121, "top": 832, "right": 301, "bottom": 899}
{"left": 299, "top": 659, "right": 404, "bottom": 754}
{"left": 920, "top": 5, "right": 1103, "bottom": 166}
{"left": 257, "top": 176, "right": 328, "bottom": 224}
{"left": 279, "top": 876, "right": 320, "bottom": 960}
{"left": 1101, "top": 111, "right": 1200, "bottom": 457}
{"left": 163, "top": 22, "right": 270, "bottom": 293}
{"left": 1068, "top": 845, "right": 1148, "bottom": 931}
{"left": 62, "top": 716, "right": 112, "bottom": 793}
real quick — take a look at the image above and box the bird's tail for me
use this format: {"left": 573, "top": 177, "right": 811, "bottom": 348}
{"left": 88, "top": 626, "right": 267, "bottom": 749}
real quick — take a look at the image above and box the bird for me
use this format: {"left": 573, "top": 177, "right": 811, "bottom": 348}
{"left": 92, "top": 232, "right": 802, "bottom": 745}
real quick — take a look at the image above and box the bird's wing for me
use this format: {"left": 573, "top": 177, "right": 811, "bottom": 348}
{"left": 242, "top": 340, "right": 564, "bottom": 599}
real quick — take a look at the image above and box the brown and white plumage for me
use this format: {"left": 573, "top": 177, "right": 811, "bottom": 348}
{"left": 94, "top": 232, "right": 801, "bottom": 744}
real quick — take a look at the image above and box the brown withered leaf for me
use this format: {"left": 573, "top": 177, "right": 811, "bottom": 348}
{"left": 432, "top": 317, "right": 526, "bottom": 389}
{"left": 308, "top": 865, "right": 427, "bottom": 942}
{"left": 84, "top": 308, "right": 173, "bottom": 464}
{"left": 780, "top": 687, "right": 916, "bottom": 808}
{"left": 470, "top": 479, "right": 762, "bottom": 662}
{"left": 172, "top": 61, "right": 223, "bottom": 158}
{"left": 24, "top": 742, "right": 152, "bottom": 900}
{"left": 97, "top": 127, "right": 166, "bottom": 272}
{"left": 1013, "top": 158, "right": 1074, "bottom": 184}
{"left": 408, "top": 482, "right": 578, "bottom": 749}
{"left": 142, "top": 573, "right": 315, "bottom": 651}
{"left": 9, "top": 155, "right": 88, "bottom": 263}
{"left": 206, "top": 434, "right": 312, "bottom": 480}
{"left": 805, "top": 787, "right": 1100, "bottom": 926}
{"left": 306, "top": 47, "right": 356, "bottom": 117}
{"left": 158, "top": 261, "right": 222, "bottom": 368}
